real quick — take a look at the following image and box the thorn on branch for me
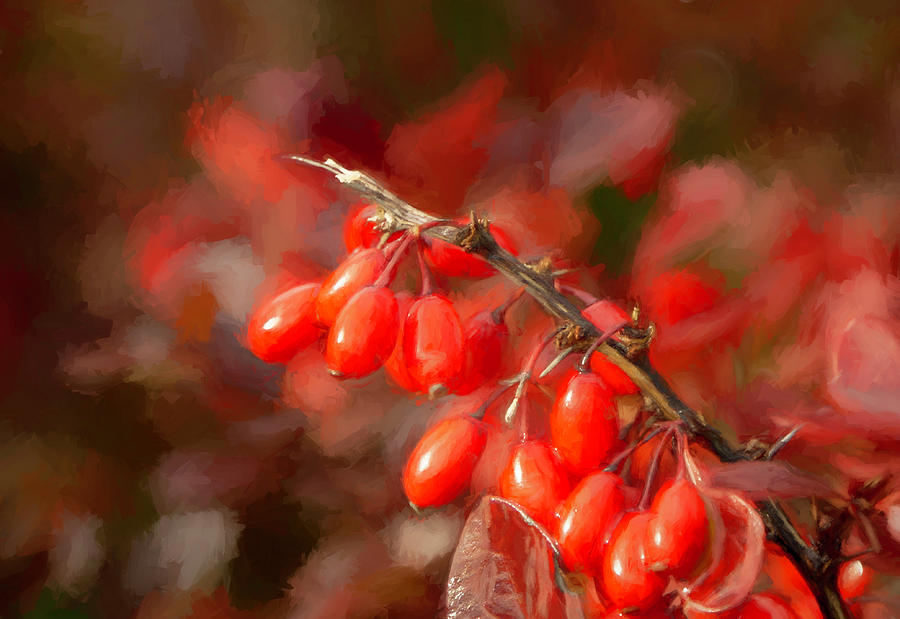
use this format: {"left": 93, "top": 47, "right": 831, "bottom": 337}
{"left": 454, "top": 212, "right": 497, "bottom": 255}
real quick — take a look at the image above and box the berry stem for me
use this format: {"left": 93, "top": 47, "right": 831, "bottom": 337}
{"left": 417, "top": 242, "right": 435, "bottom": 296}
{"left": 492, "top": 287, "right": 526, "bottom": 324}
{"left": 504, "top": 329, "right": 560, "bottom": 427}
{"left": 604, "top": 423, "right": 668, "bottom": 474}
{"left": 639, "top": 427, "right": 675, "bottom": 510}
{"left": 555, "top": 282, "right": 599, "bottom": 306}
{"left": 374, "top": 232, "right": 416, "bottom": 288}
{"left": 577, "top": 318, "right": 630, "bottom": 372}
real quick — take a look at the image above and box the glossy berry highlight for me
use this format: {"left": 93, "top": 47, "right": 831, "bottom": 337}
{"left": 247, "top": 282, "right": 321, "bottom": 363}
{"left": 498, "top": 440, "right": 571, "bottom": 528}
{"left": 403, "top": 415, "right": 487, "bottom": 508}
{"left": 550, "top": 371, "right": 619, "bottom": 475}
{"left": 325, "top": 286, "right": 398, "bottom": 378}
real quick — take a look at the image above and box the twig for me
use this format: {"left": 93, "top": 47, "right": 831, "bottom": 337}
{"left": 279, "top": 155, "right": 854, "bottom": 619}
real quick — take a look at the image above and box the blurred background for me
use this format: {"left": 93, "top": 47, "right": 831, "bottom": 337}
{"left": 1, "top": 0, "right": 899, "bottom": 617}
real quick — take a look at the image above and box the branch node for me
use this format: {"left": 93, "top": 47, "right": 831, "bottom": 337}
{"left": 555, "top": 323, "right": 590, "bottom": 351}
{"left": 454, "top": 213, "right": 497, "bottom": 255}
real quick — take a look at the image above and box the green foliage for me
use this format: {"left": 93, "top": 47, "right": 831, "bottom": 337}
{"left": 431, "top": 0, "right": 512, "bottom": 74}
{"left": 21, "top": 590, "right": 92, "bottom": 619}
{"left": 586, "top": 185, "right": 656, "bottom": 276}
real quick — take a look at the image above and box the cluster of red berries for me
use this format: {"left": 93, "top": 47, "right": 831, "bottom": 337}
{"left": 245, "top": 203, "right": 518, "bottom": 394}
{"left": 243, "top": 203, "right": 874, "bottom": 619}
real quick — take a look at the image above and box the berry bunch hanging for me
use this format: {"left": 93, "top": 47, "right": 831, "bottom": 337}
{"left": 239, "top": 157, "right": 877, "bottom": 619}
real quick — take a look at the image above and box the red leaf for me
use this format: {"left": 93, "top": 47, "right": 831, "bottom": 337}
{"left": 445, "top": 496, "right": 584, "bottom": 619}
{"left": 681, "top": 490, "right": 765, "bottom": 614}
{"left": 385, "top": 67, "right": 508, "bottom": 214}
{"left": 706, "top": 460, "right": 837, "bottom": 501}
{"left": 548, "top": 90, "right": 677, "bottom": 195}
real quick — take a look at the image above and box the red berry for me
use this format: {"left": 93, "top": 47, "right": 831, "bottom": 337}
{"left": 556, "top": 471, "right": 626, "bottom": 575}
{"left": 630, "top": 432, "right": 677, "bottom": 485}
{"left": 735, "top": 593, "right": 796, "bottom": 619}
{"left": 582, "top": 299, "right": 630, "bottom": 333}
{"left": 645, "top": 268, "right": 723, "bottom": 326}
{"left": 343, "top": 203, "right": 381, "bottom": 251}
{"left": 645, "top": 478, "right": 708, "bottom": 578}
{"left": 550, "top": 371, "right": 619, "bottom": 475}
{"left": 402, "top": 416, "right": 487, "bottom": 508}
{"left": 424, "top": 223, "right": 517, "bottom": 278}
{"left": 403, "top": 294, "right": 465, "bottom": 394}
{"left": 385, "top": 292, "right": 421, "bottom": 392}
{"left": 499, "top": 441, "right": 571, "bottom": 528}
{"left": 452, "top": 310, "right": 508, "bottom": 395}
{"left": 582, "top": 300, "right": 640, "bottom": 395}
{"left": 247, "top": 282, "right": 321, "bottom": 363}
{"left": 316, "top": 248, "right": 387, "bottom": 326}
{"left": 325, "top": 286, "right": 398, "bottom": 378}
{"left": 838, "top": 559, "right": 872, "bottom": 600}
{"left": 343, "top": 202, "right": 401, "bottom": 251}
{"left": 602, "top": 511, "right": 667, "bottom": 611}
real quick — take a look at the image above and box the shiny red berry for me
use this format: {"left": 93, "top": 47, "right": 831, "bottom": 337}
{"left": 452, "top": 310, "right": 508, "bottom": 395}
{"left": 316, "top": 248, "right": 387, "bottom": 326}
{"left": 343, "top": 202, "right": 401, "bottom": 251}
{"left": 498, "top": 441, "right": 571, "bottom": 528}
{"left": 602, "top": 511, "right": 666, "bottom": 611}
{"left": 325, "top": 286, "right": 398, "bottom": 378}
{"left": 582, "top": 300, "right": 639, "bottom": 395}
{"left": 403, "top": 415, "right": 487, "bottom": 508}
{"left": 247, "top": 282, "right": 321, "bottom": 363}
{"left": 385, "top": 292, "right": 421, "bottom": 392}
{"left": 645, "top": 478, "right": 708, "bottom": 578}
{"left": 424, "top": 223, "right": 517, "bottom": 278}
{"left": 838, "top": 559, "right": 872, "bottom": 600}
{"left": 630, "top": 432, "right": 677, "bottom": 485}
{"left": 403, "top": 294, "right": 465, "bottom": 395}
{"left": 556, "top": 471, "right": 626, "bottom": 575}
{"left": 343, "top": 203, "right": 381, "bottom": 251}
{"left": 550, "top": 371, "right": 619, "bottom": 475}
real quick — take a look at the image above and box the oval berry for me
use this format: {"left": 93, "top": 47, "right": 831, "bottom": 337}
{"left": 344, "top": 202, "right": 401, "bottom": 251}
{"left": 602, "top": 511, "right": 666, "bottom": 611}
{"left": 316, "top": 248, "right": 387, "bottom": 326}
{"left": 424, "top": 223, "right": 517, "bottom": 278}
{"left": 498, "top": 441, "right": 571, "bottom": 528}
{"left": 452, "top": 310, "right": 508, "bottom": 395}
{"left": 385, "top": 292, "right": 421, "bottom": 392}
{"left": 556, "top": 471, "right": 626, "bottom": 575}
{"left": 403, "top": 294, "right": 465, "bottom": 395}
{"left": 403, "top": 416, "right": 487, "bottom": 508}
{"left": 343, "top": 203, "right": 381, "bottom": 251}
{"left": 582, "top": 300, "right": 639, "bottom": 395}
{"left": 838, "top": 559, "right": 872, "bottom": 600}
{"left": 630, "top": 432, "right": 677, "bottom": 485}
{"left": 550, "top": 371, "right": 619, "bottom": 475}
{"left": 247, "top": 282, "right": 321, "bottom": 363}
{"left": 645, "top": 478, "right": 708, "bottom": 578}
{"left": 325, "top": 286, "right": 398, "bottom": 378}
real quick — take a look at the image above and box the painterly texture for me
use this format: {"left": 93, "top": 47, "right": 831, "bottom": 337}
{"left": 1, "top": 1, "right": 899, "bottom": 617}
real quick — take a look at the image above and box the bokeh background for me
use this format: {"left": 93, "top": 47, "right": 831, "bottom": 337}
{"left": 1, "top": 1, "right": 899, "bottom": 617}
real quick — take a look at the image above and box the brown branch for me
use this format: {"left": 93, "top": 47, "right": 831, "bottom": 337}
{"left": 279, "top": 155, "right": 854, "bottom": 619}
